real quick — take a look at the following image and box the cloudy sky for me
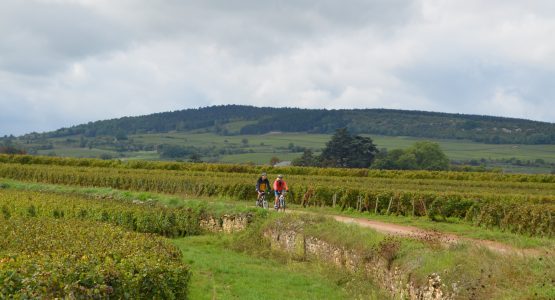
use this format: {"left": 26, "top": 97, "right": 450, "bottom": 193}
{"left": 1, "top": 0, "right": 555, "bottom": 136}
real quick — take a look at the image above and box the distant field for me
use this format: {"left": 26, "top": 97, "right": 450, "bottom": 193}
{"left": 371, "top": 135, "right": 555, "bottom": 163}
{"left": 218, "top": 152, "right": 306, "bottom": 164}
{"left": 131, "top": 132, "right": 555, "bottom": 163}
{"left": 20, "top": 131, "right": 555, "bottom": 172}
{"left": 37, "top": 147, "right": 119, "bottom": 157}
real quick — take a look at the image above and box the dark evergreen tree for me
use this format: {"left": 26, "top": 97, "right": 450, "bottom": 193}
{"left": 320, "top": 128, "right": 353, "bottom": 167}
{"left": 320, "top": 128, "right": 378, "bottom": 168}
{"left": 292, "top": 149, "right": 318, "bottom": 166}
{"left": 345, "top": 136, "right": 378, "bottom": 168}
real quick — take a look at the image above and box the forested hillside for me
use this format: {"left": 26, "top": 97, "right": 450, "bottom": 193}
{"left": 18, "top": 105, "right": 555, "bottom": 144}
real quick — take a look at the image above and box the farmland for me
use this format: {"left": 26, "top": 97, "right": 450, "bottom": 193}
{"left": 1, "top": 154, "right": 554, "bottom": 298}
{"left": 16, "top": 131, "right": 555, "bottom": 173}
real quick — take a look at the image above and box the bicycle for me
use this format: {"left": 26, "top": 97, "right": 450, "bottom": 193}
{"left": 256, "top": 191, "right": 269, "bottom": 209}
{"left": 275, "top": 191, "right": 286, "bottom": 212}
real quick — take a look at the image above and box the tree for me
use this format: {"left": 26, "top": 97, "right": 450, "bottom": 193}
{"left": 189, "top": 153, "right": 202, "bottom": 163}
{"left": 396, "top": 152, "right": 418, "bottom": 169}
{"left": 0, "top": 146, "right": 26, "bottom": 155}
{"left": 292, "top": 149, "right": 317, "bottom": 166}
{"left": 100, "top": 153, "right": 113, "bottom": 160}
{"left": 320, "top": 128, "right": 377, "bottom": 168}
{"left": 270, "top": 156, "right": 281, "bottom": 166}
{"left": 371, "top": 141, "right": 449, "bottom": 170}
{"left": 407, "top": 141, "right": 449, "bottom": 170}
{"left": 372, "top": 149, "right": 404, "bottom": 169}
{"left": 158, "top": 144, "right": 192, "bottom": 159}
{"left": 115, "top": 131, "right": 128, "bottom": 141}
{"left": 345, "top": 136, "right": 378, "bottom": 168}
{"left": 320, "top": 128, "right": 354, "bottom": 167}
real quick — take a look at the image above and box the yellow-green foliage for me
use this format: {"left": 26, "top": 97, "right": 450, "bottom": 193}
{"left": 0, "top": 218, "right": 190, "bottom": 299}
{"left": 1, "top": 161, "right": 553, "bottom": 237}
{"left": 1, "top": 153, "right": 554, "bottom": 183}
{"left": 0, "top": 189, "right": 203, "bottom": 237}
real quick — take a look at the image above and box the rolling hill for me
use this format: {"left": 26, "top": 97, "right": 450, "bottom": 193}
{"left": 20, "top": 105, "right": 555, "bottom": 145}
{"left": 2, "top": 105, "right": 555, "bottom": 173}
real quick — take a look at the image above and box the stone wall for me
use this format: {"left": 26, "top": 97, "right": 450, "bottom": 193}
{"left": 264, "top": 228, "right": 453, "bottom": 300}
{"left": 200, "top": 213, "right": 253, "bottom": 233}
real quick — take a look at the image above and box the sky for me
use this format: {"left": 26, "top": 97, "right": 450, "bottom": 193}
{"left": 1, "top": 0, "right": 555, "bottom": 136}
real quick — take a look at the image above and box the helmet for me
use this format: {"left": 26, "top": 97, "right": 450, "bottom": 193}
{"left": 277, "top": 174, "right": 283, "bottom": 179}
{"left": 261, "top": 172, "right": 267, "bottom": 176}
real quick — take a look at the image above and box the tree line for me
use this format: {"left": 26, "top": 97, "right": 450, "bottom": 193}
{"left": 292, "top": 128, "right": 450, "bottom": 170}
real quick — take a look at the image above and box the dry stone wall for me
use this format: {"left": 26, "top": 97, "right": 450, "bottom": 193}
{"left": 264, "top": 228, "right": 452, "bottom": 300}
{"left": 199, "top": 213, "right": 252, "bottom": 233}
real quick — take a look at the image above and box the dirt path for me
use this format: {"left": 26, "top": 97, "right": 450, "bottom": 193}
{"left": 331, "top": 215, "right": 546, "bottom": 256}
{"left": 290, "top": 210, "right": 547, "bottom": 257}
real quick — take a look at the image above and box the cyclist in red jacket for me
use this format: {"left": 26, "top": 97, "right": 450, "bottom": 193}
{"left": 273, "top": 174, "right": 289, "bottom": 209}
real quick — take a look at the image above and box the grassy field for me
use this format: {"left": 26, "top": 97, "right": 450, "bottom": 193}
{"left": 218, "top": 152, "right": 303, "bottom": 164}
{"left": 37, "top": 147, "right": 119, "bottom": 157}
{"left": 131, "top": 132, "right": 555, "bottom": 164}
{"left": 174, "top": 235, "right": 381, "bottom": 299}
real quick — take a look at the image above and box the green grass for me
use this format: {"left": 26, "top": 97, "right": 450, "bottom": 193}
{"left": 396, "top": 243, "right": 555, "bottom": 299}
{"left": 223, "top": 120, "right": 258, "bottom": 133}
{"left": 238, "top": 213, "right": 555, "bottom": 300}
{"left": 173, "top": 234, "right": 381, "bottom": 300}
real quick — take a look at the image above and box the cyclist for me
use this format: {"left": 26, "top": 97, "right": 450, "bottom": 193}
{"left": 255, "top": 172, "right": 271, "bottom": 205}
{"left": 273, "top": 174, "right": 289, "bottom": 209}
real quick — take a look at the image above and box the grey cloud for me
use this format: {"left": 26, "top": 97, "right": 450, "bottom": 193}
{"left": 113, "top": 0, "right": 419, "bottom": 60}
{"left": 0, "top": 0, "right": 131, "bottom": 75}
{"left": 1, "top": 0, "right": 555, "bottom": 136}
{"left": 398, "top": 60, "right": 555, "bottom": 121}
{"left": 0, "top": 0, "right": 418, "bottom": 74}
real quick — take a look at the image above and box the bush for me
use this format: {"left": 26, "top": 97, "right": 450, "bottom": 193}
{"left": 0, "top": 218, "right": 190, "bottom": 299}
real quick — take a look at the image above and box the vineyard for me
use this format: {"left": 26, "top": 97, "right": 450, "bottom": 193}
{"left": 0, "top": 186, "right": 261, "bottom": 298}
{"left": 0, "top": 217, "right": 190, "bottom": 298}
{"left": 1, "top": 155, "right": 555, "bottom": 298}
{"left": 0, "top": 155, "right": 553, "bottom": 237}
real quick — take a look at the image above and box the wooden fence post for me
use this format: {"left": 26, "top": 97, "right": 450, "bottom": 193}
{"left": 420, "top": 198, "right": 428, "bottom": 216}
{"left": 386, "top": 197, "right": 393, "bottom": 215}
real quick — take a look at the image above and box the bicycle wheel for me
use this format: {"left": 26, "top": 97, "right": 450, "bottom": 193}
{"left": 260, "top": 194, "right": 267, "bottom": 209}
{"left": 262, "top": 198, "right": 268, "bottom": 209}
{"left": 279, "top": 195, "right": 285, "bottom": 211}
